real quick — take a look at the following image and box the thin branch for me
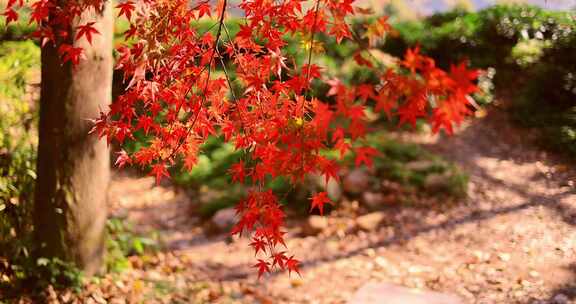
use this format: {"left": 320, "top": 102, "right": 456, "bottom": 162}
{"left": 304, "top": 0, "right": 322, "bottom": 90}
{"left": 350, "top": 29, "right": 387, "bottom": 70}
{"left": 166, "top": 0, "right": 228, "bottom": 161}
{"left": 216, "top": 48, "right": 238, "bottom": 102}
{"left": 300, "top": 0, "right": 322, "bottom": 175}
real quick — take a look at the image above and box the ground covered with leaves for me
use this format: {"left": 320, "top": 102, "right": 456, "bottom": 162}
{"left": 13, "top": 101, "right": 572, "bottom": 304}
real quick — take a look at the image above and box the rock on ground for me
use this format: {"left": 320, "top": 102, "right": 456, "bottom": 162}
{"left": 355, "top": 212, "right": 385, "bottom": 231}
{"left": 343, "top": 169, "right": 370, "bottom": 194}
{"left": 348, "top": 283, "right": 462, "bottom": 304}
{"left": 211, "top": 208, "right": 237, "bottom": 230}
{"left": 302, "top": 215, "right": 329, "bottom": 236}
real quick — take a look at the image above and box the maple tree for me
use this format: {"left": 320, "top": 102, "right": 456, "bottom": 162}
{"left": 3, "top": 0, "right": 480, "bottom": 277}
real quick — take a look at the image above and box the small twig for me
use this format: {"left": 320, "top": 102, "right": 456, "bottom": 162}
{"left": 166, "top": 0, "right": 228, "bottom": 161}
{"left": 304, "top": 0, "right": 322, "bottom": 91}
{"left": 299, "top": 0, "right": 322, "bottom": 176}
{"left": 216, "top": 48, "right": 238, "bottom": 102}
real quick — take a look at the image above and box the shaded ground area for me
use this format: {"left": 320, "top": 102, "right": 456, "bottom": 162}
{"left": 100, "top": 104, "right": 576, "bottom": 304}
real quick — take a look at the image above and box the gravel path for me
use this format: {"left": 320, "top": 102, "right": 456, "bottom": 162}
{"left": 106, "top": 105, "right": 576, "bottom": 304}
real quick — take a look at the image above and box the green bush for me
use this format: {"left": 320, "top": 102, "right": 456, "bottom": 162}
{"left": 0, "top": 8, "right": 36, "bottom": 40}
{"left": 0, "top": 40, "right": 39, "bottom": 144}
{"left": 0, "top": 40, "right": 40, "bottom": 276}
{"left": 513, "top": 32, "right": 576, "bottom": 156}
{"left": 386, "top": 5, "right": 574, "bottom": 71}
{"left": 356, "top": 132, "right": 469, "bottom": 200}
{"left": 509, "top": 39, "right": 550, "bottom": 67}
{"left": 229, "top": 131, "right": 467, "bottom": 214}
{"left": 383, "top": 5, "right": 576, "bottom": 157}
{"left": 105, "top": 218, "right": 159, "bottom": 273}
{"left": 170, "top": 135, "right": 243, "bottom": 189}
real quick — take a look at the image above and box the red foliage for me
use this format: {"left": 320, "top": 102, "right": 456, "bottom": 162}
{"left": 75, "top": 22, "right": 99, "bottom": 44}
{"left": 310, "top": 192, "right": 333, "bottom": 216}
{"left": 3, "top": 0, "right": 480, "bottom": 278}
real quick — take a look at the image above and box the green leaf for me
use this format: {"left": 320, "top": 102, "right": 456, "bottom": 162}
{"left": 36, "top": 257, "right": 49, "bottom": 266}
{"left": 132, "top": 239, "right": 144, "bottom": 255}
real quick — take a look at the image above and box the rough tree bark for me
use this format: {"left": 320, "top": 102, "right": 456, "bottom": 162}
{"left": 34, "top": 2, "right": 113, "bottom": 275}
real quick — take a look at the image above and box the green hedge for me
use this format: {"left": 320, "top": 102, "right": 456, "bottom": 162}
{"left": 383, "top": 5, "right": 576, "bottom": 157}
{"left": 0, "top": 41, "right": 39, "bottom": 265}
{"left": 512, "top": 33, "right": 576, "bottom": 156}
{"left": 385, "top": 5, "right": 574, "bottom": 72}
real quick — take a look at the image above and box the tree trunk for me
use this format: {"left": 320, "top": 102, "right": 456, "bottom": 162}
{"left": 34, "top": 3, "right": 113, "bottom": 275}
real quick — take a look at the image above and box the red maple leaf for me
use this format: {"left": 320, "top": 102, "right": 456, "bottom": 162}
{"left": 449, "top": 61, "right": 480, "bottom": 95}
{"left": 253, "top": 259, "right": 270, "bottom": 279}
{"left": 195, "top": 2, "right": 211, "bottom": 18}
{"left": 88, "top": 111, "right": 108, "bottom": 138}
{"left": 116, "top": 1, "right": 135, "bottom": 20}
{"left": 150, "top": 163, "right": 170, "bottom": 185}
{"left": 353, "top": 52, "right": 373, "bottom": 68}
{"left": 310, "top": 192, "right": 333, "bottom": 216}
{"left": 76, "top": 22, "right": 100, "bottom": 44}
{"left": 29, "top": 0, "right": 49, "bottom": 24}
{"left": 249, "top": 237, "right": 267, "bottom": 256}
{"left": 354, "top": 146, "right": 379, "bottom": 168}
{"left": 229, "top": 160, "right": 247, "bottom": 183}
{"left": 3, "top": 8, "right": 18, "bottom": 23}
{"left": 330, "top": 21, "right": 351, "bottom": 44}
{"left": 403, "top": 47, "right": 422, "bottom": 72}
{"left": 58, "top": 44, "right": 85, "bottom": 65}
{"left": 271, "top": 251, "right": 288, "bottom": 269}
{"left": 356, "top": 84, "right": 375, "bottom": 101}
{"left": 136, "top": 115, "right": 155, "bottom": 134}
{"left": 285, "top": 255, "right": 301, "bottom": 277}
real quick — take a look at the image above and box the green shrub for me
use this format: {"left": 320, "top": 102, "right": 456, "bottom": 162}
{"left": 105, "top": 218, "right": 159, "bottom": 273}
{"left": 181, "top": 129, "right": 470, "bottom": 217}
{"left": 0, "top": 40, "right": 39, "bottom": 143}
{"left": 385, "top": 5, "right": 575, "bottom": 72}
{"left": 0, "top": 41, "right": 40, "bottom": 281}
{"left": 2, "top": 256, "right": 84, "bottom": 295}
{"left": 474, "top": 67, "right": 496, "bottom": 106}
{"left": 1, "top": 217, "right": 159, "bottom": 297}
{"left": 170, "top": 136, "right": 243, "bottom": 189}
{"left": 383, "top": 5, "right": 576, "bottom": 157}
{"left": 509, "top": 39, "right": 550, "bottom": 67}
{"left": 513, "top": 32, "right": 576, "bottom": 156}
{"left": 0, "top": 8, "right": 36, "bottom": 40}
{"left": 358, "top": 132, "right": 469, "bottom": 200}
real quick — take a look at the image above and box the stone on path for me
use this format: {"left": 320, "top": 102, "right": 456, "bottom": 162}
{"left": 302, "top": 215, "right": 329, "bottom": 236}
{"left": 348, "top": 283, "right": 462, "bottom": 304}
{"left": 211, "top": 208, "right": 237, "bottom": 230}
{"left": 355, "top": 212, "right": 385, "bottom": 231}
{"left": 405, "top": 160, "right": 436, "bottom": 171}
{"left": 424, "top": 173, "right": 452, "bottom": 191}
{"left": 343, "top": 168, "right": 370, "bottom": 194}
{"left": 362, "top": 192, "right": 385, "bottom": 210}
{"left": 309, "top": 173, "right": 343, "bottom": 201}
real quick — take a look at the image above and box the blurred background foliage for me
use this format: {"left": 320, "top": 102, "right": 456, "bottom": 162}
{"left": 379, "top": 5, "right": 576, "bottom": 157}
{"left": 0, "top": 40, "right": 39, "bottom": 273}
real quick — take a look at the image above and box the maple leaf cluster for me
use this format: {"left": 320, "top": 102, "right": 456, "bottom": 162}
{"left": 3, "top": 0, "right": 480, "bottom": 277}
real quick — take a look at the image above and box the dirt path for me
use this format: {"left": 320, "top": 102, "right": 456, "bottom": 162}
{"left": 107, "top": 106, "right": 576, "bottom": 304}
